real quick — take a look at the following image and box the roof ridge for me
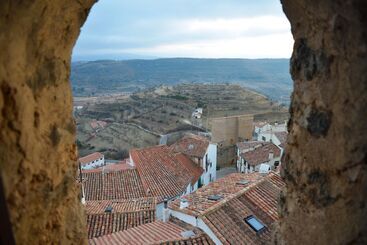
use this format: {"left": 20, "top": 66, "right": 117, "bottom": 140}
{"left": 200, "top": 173, "right": 281, "bottom": 217}
{"left": 199, "top": 179, "right": 261, "bottom": 217}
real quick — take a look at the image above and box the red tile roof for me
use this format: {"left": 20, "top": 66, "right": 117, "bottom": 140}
{"left": 201, "top": 172, "right": 284, "bottom": 244}
{"left": 130, "top": 145, "right": 203, "bottom": 201}
{"left": 89, "top": 221, "right": 185, "bottom": 244}
{"left": 175, "top": 153, "right": 203, "bottom": 185}
{"left": 170, "top": 134, "right": 210, "bottom": 158}
{"left": 83, "top": 169, "right": 147, "bottom": 200}
{"left": 86, "top": 211, "right": 156, "bottom": 239}
{"left": 89, "top": 220, "right": 214, "bottom": 245}
{"left": 236, "top": 141, "right": 264, "bottom": 153}
{"left": 274, "top": 131, "right": 288, "bottom": 148}
{"left": 169, "top": 172, "right": 263, "bottom": 216}
{"left": 158, "top": 234, "right": 214, "bottom": 245}
{"left": 79, "top": 152, "right": 104, "bottom": 165}
{"left": 82, "top": 161, "right": 133, "bottom": 174}
{"left": 240, "top": 142, "right": 281, "bottom": 166}
{"left": 85, "top": 198, "right": 156, "bottom": 214}
{"left": 85, "top": 198, "right": 157, "bottom": 239}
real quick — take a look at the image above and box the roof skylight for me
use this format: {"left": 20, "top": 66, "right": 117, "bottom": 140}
{"left": 245, "top": 215, "right": 266, "bottom": 232}
{"left": 207, "top": 195, "right": 223, "bottom": 201}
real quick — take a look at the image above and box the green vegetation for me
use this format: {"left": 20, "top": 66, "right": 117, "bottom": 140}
{"left": 71, "top": 58, "right": 292, "bottom": 103}
{"left": 74, "top": 84, "right": 289, "bottom": 158}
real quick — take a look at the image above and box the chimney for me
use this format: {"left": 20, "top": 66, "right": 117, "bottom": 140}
{"left": 268, "top": 151, "right": 274, "bottom": 160}
{"left": 162, "top": 198, "right": 170, "bottom": 222}
{"left": 180, "top": 198, "right": 189, "bottom": 209}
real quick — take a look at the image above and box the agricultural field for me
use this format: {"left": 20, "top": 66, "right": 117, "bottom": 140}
{"left": 74, "top": 83, "right": 289, "bottom": 158}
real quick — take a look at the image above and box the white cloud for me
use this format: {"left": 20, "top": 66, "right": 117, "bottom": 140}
{"left": 122, "top": 36, "right": 292, "bottom": 58}
{"left": 75, "top": 15, "right": 293, "bottom": 58}
{"left": 118, "top": 16, "right": 293, "bottom": 58}
{"left": 175, "top": 16, "right": 290, "bottom": 35}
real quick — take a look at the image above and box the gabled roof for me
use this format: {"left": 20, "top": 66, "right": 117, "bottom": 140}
{"left": 79, "top": 152, "right": 104, "bottom": 165}
{"left": 169, "top": 172, "right": 263, "bottom": 216}
{"left": 82, "top": 160, "right": 133, "bottom": 173}
{"left": 201, "top": 172, "right": 284, "bottom": 244}
{"left": 274, "top": 131, "right": 288, "bottom": 148}
{"left": 83, "top": 169, "right": 147, "bottom": 200}
{"left": 240, "top": 142, "right": 281, "bottom": 166}
{"left": 85, "top": 198, "right": 156, "bottom": 214}
{"left": 170, "top": 134, "right": 210, "bottom": 158}
{"left": 86, "top": 198, "right": 156, "bottom": 239}
{"left": 89, "top": 220, "right": 214, "bottom": 245}
{"left": 236, "top": 141, "right": 264, "bottom": 153}
{"left": 130, "top": 145, "right": 203, "bottom": 201}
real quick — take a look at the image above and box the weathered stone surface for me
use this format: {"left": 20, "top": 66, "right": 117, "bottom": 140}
{"left": 279, "top": 0, "right": 367, "bottom": 244}
{"left": 0, "top": 0, "right": 366, "bottom": 244}
{"left": 0, "top": 1, "right": 96, "bottom": 244}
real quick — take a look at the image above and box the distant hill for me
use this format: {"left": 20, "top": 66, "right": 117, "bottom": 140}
{"left": 71, "top": 58, "right": 292, "bottom": 104}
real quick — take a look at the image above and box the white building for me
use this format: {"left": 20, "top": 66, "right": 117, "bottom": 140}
{"left": 254, "top": 122, "right": 286, "bottom": 141}
{"left": 170, "top": 134, "right": 217, "bottom": 186}
{"left": 79, "top": 152, "right": 105, "bottom": 170}
{"left": 192, "top": 108, "right": 203, "bottom": 119}
{"left": 236, "top": 141, "right": 281, "bottom": 173}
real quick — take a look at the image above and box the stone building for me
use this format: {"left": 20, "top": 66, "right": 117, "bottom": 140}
{"left": 211, "top": 114, "right": 254, "bottom": 167}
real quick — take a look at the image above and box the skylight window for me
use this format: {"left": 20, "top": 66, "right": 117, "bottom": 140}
{"left": 207, "top": 195, "right": 223, "bottom": 201}
{"left": 105, "top": 206, "right": 113, "bottom": 213}
{"left": 245, "top": 215, "right": 265, "bottom": 232}
{"left": 236, "top": 180, "right": 250, "bottom": 185}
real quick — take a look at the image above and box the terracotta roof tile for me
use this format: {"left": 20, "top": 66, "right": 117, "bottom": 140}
{"left": 169, "top": 172, "right": 263, "bottom": 216}
{"left": 83, "top": 169, "right": 147, "bottom": 200}
{"left": 85, "top": 198, "right": 157, "bottom": 238}
{"left": 157, "top": 233, "right": 215, "bottom": 245}
{"left": 201, "top": 172, "right": 284, "bottom": 244}
{"left": 240, "top": 142, "right": 281, "bottom": 166}
{"left": 86, "top": 211, "right": 156, "bottom": 239}
{"left": 236, "top": 141, "right": 264, "bottom": 152}
{"left": 82, "top": 161, "right": 133, "bottom": 173}
{"left": 274, "top": 131, "right": 288, "bottom": 148}
{"left": 89, "top": 221, "right": 185, "bottom": 244}
{"left": 79, "top": 152, "right": 104, "bottom": 165}
{"left": 89, "top": 219, "right": 214, "bottom": 245}
{"left": 170, "top": 134, "right": 210, "bottom": 158}
{"left": 85, "top": 198, "right": 156, "bottom": 214}
{"left": 130, "top": 145, "right": 203, "bottom": 201}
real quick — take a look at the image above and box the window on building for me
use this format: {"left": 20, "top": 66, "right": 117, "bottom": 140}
{"left": 245, "top": 215, "right": 266, "bottom": 232}
{"left": 205, "top": 155, "right": 210, "bottom": 172}
{"left": 262, "top": 136, "right": 266, "bottom": 141}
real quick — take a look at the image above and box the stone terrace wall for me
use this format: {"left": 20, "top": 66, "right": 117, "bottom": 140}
{"left": 278, "top": 0, "right": 367, "bottom": 244}
{"left": 0, "top": 1, "right": 96, "bottom": 244}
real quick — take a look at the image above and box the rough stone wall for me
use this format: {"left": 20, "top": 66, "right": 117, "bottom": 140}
{"left": 0, "top": 1, "right": 95, "bottom": 244}
{"left": 0, "top": 0, "right": 366, "bottom": 244}
{"left": 211, "top": 114, "right": 253, "bottom": 146}
{"left": 278, "top": 0, "right": 367, "bottom": 244}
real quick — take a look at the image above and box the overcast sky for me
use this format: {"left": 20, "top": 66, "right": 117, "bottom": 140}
{"left": 73, "top": 0, "right": 293, "bottom": 60}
